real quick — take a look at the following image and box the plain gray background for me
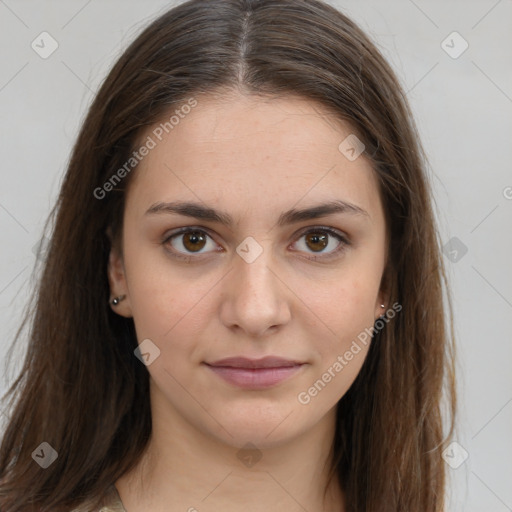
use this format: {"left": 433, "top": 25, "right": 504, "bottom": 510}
{"left": 0, "top": 1, "right": 511, "bottom": 510}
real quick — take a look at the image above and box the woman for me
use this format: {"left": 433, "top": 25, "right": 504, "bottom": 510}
{"left": 0, "top": 0, "right": 456, "bottom": 511}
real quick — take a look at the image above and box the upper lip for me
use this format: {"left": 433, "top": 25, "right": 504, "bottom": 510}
{"left": 205, "top": 356, "right": 304, "bottom": 369}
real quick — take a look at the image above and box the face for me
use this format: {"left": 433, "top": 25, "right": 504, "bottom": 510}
{"left": 108, "top": 91, "right": 389, "bottom": 449}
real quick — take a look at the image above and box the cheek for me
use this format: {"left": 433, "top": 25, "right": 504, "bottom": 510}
{"left": 297, "top": 284, "right": 375, "bottom": 409}
{"left": 122, "top": 239, "right": 210, "bottom": 346}
{"left": 300, "top": 274, "right": 377, "bottom": 335}
{"left": 298, "top": 276, "right": 377, "bottom": 380}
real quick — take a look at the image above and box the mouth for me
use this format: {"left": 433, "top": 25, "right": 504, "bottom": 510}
{"left": 203, "top": 356, "right": 306, "bottom": 389}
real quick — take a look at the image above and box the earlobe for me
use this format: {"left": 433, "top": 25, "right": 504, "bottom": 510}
{"left": 375, "top": 303, "right": 386, "bottom": 321}
{"left": 107, "top": 242, "right": 133, "bottom": 318}
{"left": 375, "top": 289, "right": 390, "bottom": 321}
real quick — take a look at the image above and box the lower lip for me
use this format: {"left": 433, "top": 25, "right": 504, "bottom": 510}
{"left": 205, "top": 364, "right": 304, "bottom": 389}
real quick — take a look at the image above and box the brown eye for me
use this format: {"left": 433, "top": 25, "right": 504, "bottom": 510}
{"left": 163, "top": 228, "right": 217, "bottom": 259}
{"left": 304, "top": 232, "right": 329, "bottom": 252}
{"left": 292, "top": 227, "right": 349, "bottom": 260}
{"left": 182, "top": 231, "right": 207, "bottom": 252}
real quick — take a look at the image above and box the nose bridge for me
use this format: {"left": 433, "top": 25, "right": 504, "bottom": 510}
{"left": 220, "top": 236, "right": 291, "bottom": 335}
{"left": 234, "top": 236, "right": 279, "bottom": 300}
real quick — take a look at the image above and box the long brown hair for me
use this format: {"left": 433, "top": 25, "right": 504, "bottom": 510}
{"left": 0, "top": 1, "right": 456, "bottom": 510}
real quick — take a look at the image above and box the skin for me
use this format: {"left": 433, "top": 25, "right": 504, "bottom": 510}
{"left": 108, "top": 90, "right": 389, "bottom": 512}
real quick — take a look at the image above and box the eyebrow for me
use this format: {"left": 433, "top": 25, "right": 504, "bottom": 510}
{"left": 144, "top": 199, "right": 370, "bottom": 227}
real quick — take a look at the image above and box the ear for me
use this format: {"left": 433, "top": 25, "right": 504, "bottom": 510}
{"left": 107, "top": 229, "right": 133, "bottom": 318}
{"left": 374, "top": 267, "right": 391, "bottom": 321}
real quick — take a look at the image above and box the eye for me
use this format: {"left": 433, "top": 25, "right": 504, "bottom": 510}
{"left": 163, "top": 228, "right": 218, "bottom": 261}
{"left": 291, "top": 227, "right": 350, "bottom": 260}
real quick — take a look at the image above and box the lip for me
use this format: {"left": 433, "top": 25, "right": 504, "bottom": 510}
{"left": 204, "top": 356, "right": 306, "bottom": 389}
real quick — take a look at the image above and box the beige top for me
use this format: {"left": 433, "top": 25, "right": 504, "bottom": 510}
{"left": 71, "top": 484, "right": 127, "bottom": 512}
{"left": 99, "top": 484, "right": 127, "bottom": 512}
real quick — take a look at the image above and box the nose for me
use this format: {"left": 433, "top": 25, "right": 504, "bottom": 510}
{"left": 218, "top": 242, "right": 291, "bottom": 338}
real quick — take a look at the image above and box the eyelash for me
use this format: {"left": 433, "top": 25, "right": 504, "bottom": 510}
{"left": 162, "top": 226, "right": 351, "bottom": 263}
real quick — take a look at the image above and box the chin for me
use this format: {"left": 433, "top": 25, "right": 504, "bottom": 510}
{"left": 203, "top": 399, "right": 308, "bottom": 447}
{"left": 215, "top": 423, "right": 302, "bottom": 451}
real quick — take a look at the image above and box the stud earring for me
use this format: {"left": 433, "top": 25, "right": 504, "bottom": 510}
{"left": 111, "top": 295, "right": 126, "bottom": 306}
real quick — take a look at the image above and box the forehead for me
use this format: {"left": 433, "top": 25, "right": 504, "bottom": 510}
{"left": 126, "top": 92, "right": 383, "bottom": 224}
